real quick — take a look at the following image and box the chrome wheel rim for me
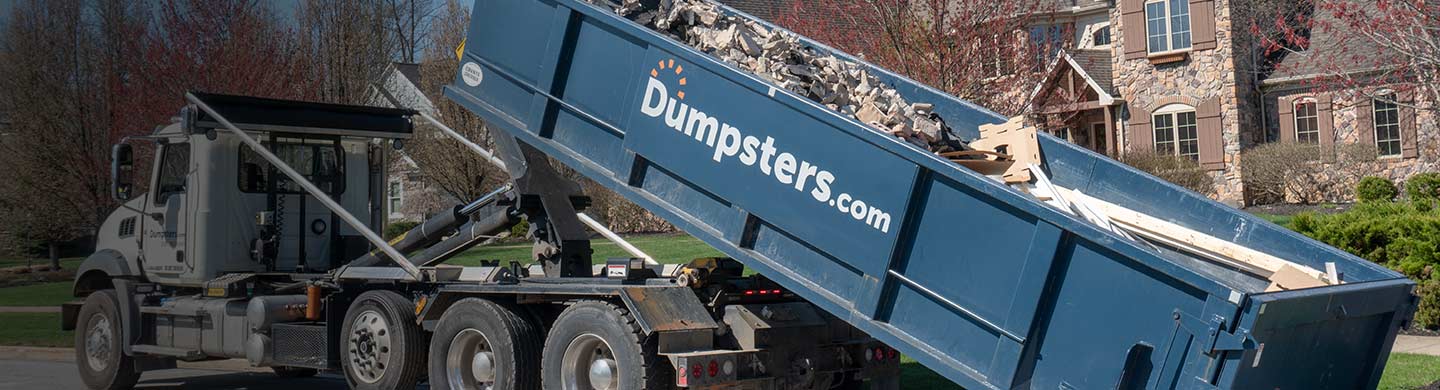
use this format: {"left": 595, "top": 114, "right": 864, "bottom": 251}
{"left": 446, "top": 328, "right": 497, "bottom": 389}
{"left": 561, "top": 333, "right": 618, "bottom": 390}
{"left": 84, "top": 315, "right": 113, "bottom": 371}
{"left": 347, "top": 310, "right": 392, "bottom": 384}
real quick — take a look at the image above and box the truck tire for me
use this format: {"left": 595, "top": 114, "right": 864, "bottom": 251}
{"left": 75, "top": 290, "right": 139, "bottom": 390}
{"left": 542, "top": 301, "right": 671, "bottom": 390}
{"left": 428, "top": 298, "right": 541, "bottom": 390}
{"left": 341, "top": 290, "right": 427, "bottom": 390}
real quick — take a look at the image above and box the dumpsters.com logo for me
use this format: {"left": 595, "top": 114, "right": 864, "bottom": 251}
{"left": 637, "top": 58, "right": 893, "bottom": 234}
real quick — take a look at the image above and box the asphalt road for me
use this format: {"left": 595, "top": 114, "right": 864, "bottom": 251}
{"left": 0, "top": 359, "right": 352, "bottom": 390}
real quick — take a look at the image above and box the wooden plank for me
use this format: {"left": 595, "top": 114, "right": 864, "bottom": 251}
{"left": 1054, "top": 187, "right": 1332, "bottom": 284}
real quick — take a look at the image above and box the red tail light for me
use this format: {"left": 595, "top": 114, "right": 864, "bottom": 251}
{"left": 691, "top": 363, "right": 702, "bottom": 378}
{"left": 708, "top": 360, "right": 719, "bottom": 377}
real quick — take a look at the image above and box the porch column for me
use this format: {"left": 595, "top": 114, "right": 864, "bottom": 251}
{"left": 1103, "top": 106, "right": 1116, "bottom": 157}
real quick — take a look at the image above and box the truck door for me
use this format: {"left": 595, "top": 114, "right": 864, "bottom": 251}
{"left": 141, "top": 142, "right": 192, "bottom": 281}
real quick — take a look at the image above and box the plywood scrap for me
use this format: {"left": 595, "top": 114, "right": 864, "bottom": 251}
{"left": 968, "top": 118, "right": 1041, "bottom": 183}
{"left": 1266, "top": 264, "right": 1330, "bottom": 292}
{"left": 1053, "top": 186, "right": 1333, "bottom": 285}
{"left": 942, "top": 150, "right": 1014, "bottom": 177}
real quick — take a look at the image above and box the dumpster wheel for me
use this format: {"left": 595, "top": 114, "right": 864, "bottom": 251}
{"left": 542, "top": 301, "right": 670, "bottom": 390}
{"left": 428, "top": 297, "right": 541, "bottom": 390}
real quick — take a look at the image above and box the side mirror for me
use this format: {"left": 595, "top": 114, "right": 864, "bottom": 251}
{"left": 111, "top": 144, "right": 134, "bottom": 202}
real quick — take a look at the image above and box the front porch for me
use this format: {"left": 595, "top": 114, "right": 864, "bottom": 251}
{"left": 1026, "top": 49, "right": 1122, "bottom": 158}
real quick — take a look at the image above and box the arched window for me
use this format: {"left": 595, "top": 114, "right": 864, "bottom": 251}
{"left": 1373, "top": 93, "right": 1402, "bottom": 156}
{"left": 1152, "top": 103, "right": 1198, "bottom": 160}
{"left": 1293, "top": 98, "right": 1319, "bottom": 144}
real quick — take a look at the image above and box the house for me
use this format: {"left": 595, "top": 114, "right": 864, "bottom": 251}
{"left": 366, "top": 62, "right": 459, "bottom": 223}
{"left": 1259, "top": 3, "right": 1434, "bottom": 195}
{"left": 1026, "top": 0, "right": 1429, "bottom": 206}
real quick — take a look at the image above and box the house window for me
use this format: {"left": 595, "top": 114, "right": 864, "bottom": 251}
{"left": 1293, "top": 99, "right": 1320, "bottom": 144}
{"left": 388, "top": 180, "right": 404, "bottom": 215}
{"left": 1145, "top": 0, "right": 1192, "bottom": 53}
{"left": 1153, "top": 104, "right": 1199, "bottom": 160}
{"left": 1374, "top": 95, "right": 1402, "bottom": 156}
{"left": 1093, "top": 25, "right": 1112, "bottom": 46}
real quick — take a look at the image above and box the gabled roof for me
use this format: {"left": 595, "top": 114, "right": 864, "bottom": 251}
{"left": 393, "top": 62, "right": 422, "bottom": 87}
{"left": 1027, "top": 49, "right": 1117, "bottom": 112}
{"left": 1268, "top": 1, "right": 1397, "bottom": 84}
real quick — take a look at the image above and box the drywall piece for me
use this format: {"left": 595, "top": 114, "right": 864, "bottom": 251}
{"left": 1055, "top": 187, "right": 1331, "bottom": 283}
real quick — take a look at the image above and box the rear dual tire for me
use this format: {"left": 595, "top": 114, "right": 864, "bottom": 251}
{"left": 542, "top": 301, "right": 670, "bottom": 390}
{"left": 427, "top": 298, "right": 541, "bottom": 390}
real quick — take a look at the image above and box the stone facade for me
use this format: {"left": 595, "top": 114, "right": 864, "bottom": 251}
{"left": 1108, "top": 0, "right": 1256, "bottom": 205}
{"left": 1263, "top": 84, "right": 1440, "bottom": 201}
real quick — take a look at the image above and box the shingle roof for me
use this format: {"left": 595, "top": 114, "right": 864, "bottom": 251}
{"left": 1071, "top": 48, "right": 1114, "bottom": 95}
{"left": 1269, "top": 1, "right": 1397, "bottom": 82}
{"left": 393, "top": 62, "right": 422, "bottom": 88}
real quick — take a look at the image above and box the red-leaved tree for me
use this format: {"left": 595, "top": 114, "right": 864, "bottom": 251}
{"left": 776, "top": 0, "right": 1059, "bottom": 116}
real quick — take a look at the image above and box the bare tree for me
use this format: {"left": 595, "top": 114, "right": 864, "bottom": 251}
{"left": 407, "top": 0, "right": 506, "bottom": 201}
{"left": 299, "top": 0, "right": 399, "bottom": 104}
{"left": 386, "top": 0, "right": 436, "bottom": 63}
{"left": 0, "top": 1, "right": 111, "bottom": 268}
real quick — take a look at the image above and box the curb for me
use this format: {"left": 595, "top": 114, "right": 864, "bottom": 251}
{"left": 0, "top": 346, "right": 270, "bottom": 373}
{"left": 0, "top": 306, "right": 61, "bottom": 313}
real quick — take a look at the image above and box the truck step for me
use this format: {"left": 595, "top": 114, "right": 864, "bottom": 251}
{"left": 131, "top": 344, "right": 206, "bottom": 361}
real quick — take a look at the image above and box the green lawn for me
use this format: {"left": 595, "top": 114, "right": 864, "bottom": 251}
{"left": 449, "top": 234, "right": 723, "bottom": 266}
{"left": 1380, "top": 353, "right": 1440, "bottom": 390}
{"left": 0, "top": 282, "right": 72, "bottom": 307}
{"left": 1252, "top": 213, "right": 1294, "bottom": 228}
{"left": 0, "top": 313, "right": 71, "bottom": 347}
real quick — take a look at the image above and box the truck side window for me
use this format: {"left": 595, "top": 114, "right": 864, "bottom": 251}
{"left": 154, "top": 143, "right": 190, "bottom": 205}
{"left": 238, "top": 140, "right": 345, "bottom": 195}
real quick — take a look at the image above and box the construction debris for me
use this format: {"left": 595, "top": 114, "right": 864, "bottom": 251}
{"left": 587, "top": 0, "right": 965, "bottom": 153}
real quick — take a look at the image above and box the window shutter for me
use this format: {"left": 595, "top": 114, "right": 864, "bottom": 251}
{"left": 1127, "top": 102, "right": 1153, "bottom": 153}
{"left": 1401, "top": 89, "right": 1419, "bottom": 158}
{"left": 1190, "top": 0, "right": 1217, "bottom": 50}
{"left": 1197, "top": 98, "right": 1225, "bottom": 170}
{"left": 1356, "top": 96, "right": 1374, "bottom": 147}
{"left": 1278, "top": 96, "right": 1295, "bottom": 143}
{"left": 1122, "top": 0, "right": 1148, "bottom": 60}
{"left": 1318, "top": 95, "right": 1335, "bottom": 147}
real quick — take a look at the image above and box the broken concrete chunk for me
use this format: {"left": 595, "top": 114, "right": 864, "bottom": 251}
{"left": 855, "top": 103, "right": 887, "bottom": 125}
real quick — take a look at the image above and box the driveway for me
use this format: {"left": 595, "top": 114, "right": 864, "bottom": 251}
{"left": 0, "top": 359, "right": 350, "bottom": 390}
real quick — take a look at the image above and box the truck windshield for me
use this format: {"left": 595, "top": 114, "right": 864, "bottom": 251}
{"left": 238, "top": 139, "right": 344, "bottom": 195}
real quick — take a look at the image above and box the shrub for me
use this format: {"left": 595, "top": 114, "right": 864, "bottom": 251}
{"left": 1241, "top": 143, "right": 1379, "bottom": 204}
{"left": 1288, "top": 202, "right": 1440, "bottom": 328}
{"left": 383, "top": 221, "right": 420, "bottom": 240}
{"left": 1406, "top": 172, "right": 1440, "bottom": 202}
{"left": 1356, "top": 176, "right": 1398, "bottom": 202}
{"left": 1120, "top": 151, "right": 1215, "bottom": 196}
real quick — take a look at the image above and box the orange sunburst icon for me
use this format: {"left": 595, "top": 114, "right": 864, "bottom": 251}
{"left": 651, "top": 59, "right": 688, "bottom": 100}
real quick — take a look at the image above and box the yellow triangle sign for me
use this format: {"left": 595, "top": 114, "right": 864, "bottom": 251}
{"left": 454, "top": 38, "right": 467, "bottom": 61}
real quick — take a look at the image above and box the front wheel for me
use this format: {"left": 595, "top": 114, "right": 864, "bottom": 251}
{"left": 75, "top": 290, "right": 139, "bottom": 390}
{"left": 427, "top": 298, "right": 541, "bottom": 390}
{"left": 542, "top": 301, "right": 670, "bottom": 390}
{"left": 340, "top": 290, "right": 427, "bottom": 390}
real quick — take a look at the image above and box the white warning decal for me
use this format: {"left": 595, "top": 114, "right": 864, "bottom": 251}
{"left": 462, "top": 62, "right": 484, "bottom": 87}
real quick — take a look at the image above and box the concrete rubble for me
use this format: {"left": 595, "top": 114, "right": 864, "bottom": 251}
{"left": 586, "top": 0, "right": 964, "bottom": 153}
